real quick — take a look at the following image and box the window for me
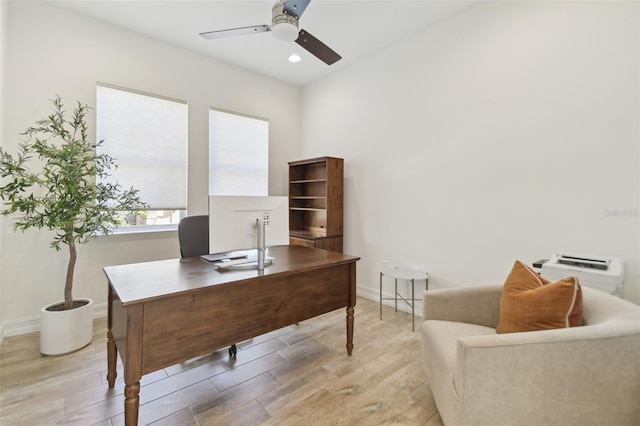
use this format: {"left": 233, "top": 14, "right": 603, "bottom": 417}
{"left": 209, "top": 108, "right": 269, "bottom": 196}
{"left": 96, "top": 83, "right": 187, "bottom": 230}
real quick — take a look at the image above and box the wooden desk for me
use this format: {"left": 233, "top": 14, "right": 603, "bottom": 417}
{"left": 104, "top": 245, "right": 359, "bottom": 425}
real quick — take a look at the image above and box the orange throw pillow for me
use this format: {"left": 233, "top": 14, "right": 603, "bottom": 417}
{"left": 497, "top": 260, "right": 583, "bottom": 334}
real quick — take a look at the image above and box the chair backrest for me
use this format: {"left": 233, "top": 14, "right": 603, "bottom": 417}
{"left": 178, "top": 215, "right": 209, "bottom": 258}
{"left": 582, "top": 285, "right": 640, "bottom": 327}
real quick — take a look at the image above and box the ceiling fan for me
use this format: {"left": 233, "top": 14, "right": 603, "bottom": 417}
{"left": 199, "top": 0, "right": 341, "bottom": 65}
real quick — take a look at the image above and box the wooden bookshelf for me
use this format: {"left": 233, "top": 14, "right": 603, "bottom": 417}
{"left": 288, "top": 156, "right": 343, "bottom": 252}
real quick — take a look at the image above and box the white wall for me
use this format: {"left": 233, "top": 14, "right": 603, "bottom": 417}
{"left": 0, "top": 0, "right": 8, "bottom": 340}
{"left": 301, "top": 1, "right": 640, "bottom": 305}
{"left": 1, "top": 1, "right": 301, "bottom": 336}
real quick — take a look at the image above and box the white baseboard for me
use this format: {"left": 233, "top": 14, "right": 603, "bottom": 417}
{"left": 0, "top": 302, "right": 108, "bottom": 342}
{"left": 1, "top": 314, "right": 40, "bottom": 339}
{"left": 0, "top": 288, "right": 423, "bottom": 343}
{"left": 357, "top": 284, "right": 424, "bottom": 318}
{"left": 94, "top": 302, "right": 108, "bottom": 319}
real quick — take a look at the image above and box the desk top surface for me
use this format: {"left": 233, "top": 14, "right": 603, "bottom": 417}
{"left": 105, "top": 245, "right": 360, "bottom": 306}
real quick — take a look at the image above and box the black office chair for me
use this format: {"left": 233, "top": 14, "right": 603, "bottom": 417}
{"left": 177, "top": 215, "right": 238, "bottom": 357}
{"left": 178, "top": 215, "right": 209, "bottom": 258}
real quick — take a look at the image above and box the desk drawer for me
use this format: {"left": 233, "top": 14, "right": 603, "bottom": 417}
{"left": 141, "top": 263, "right": 351, "bottom": 373}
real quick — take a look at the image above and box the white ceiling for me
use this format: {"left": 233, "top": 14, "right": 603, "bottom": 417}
{"left": 49, "top": 0, "right": 478, "bottom": 87}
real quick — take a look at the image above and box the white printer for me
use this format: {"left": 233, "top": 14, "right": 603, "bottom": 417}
{"left": 540, "top": 252, "right": 626, "bottom": 297}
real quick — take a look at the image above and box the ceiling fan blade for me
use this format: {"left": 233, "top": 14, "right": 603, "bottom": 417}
{"left": 283, "top": 0, "right": 311, "bottom": 19}
{"left": 295, "top": 29, "right": 342, "bottom": 65}
{"left": 200, "top": 25, "right": 271, "bottom": 40}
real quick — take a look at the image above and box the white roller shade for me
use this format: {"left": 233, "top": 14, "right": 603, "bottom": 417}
{"left": 96, "top": 84, "right": 187, "bottom": 210}
{"left": 209, "top": 108, "right": 268, "bottom": 196}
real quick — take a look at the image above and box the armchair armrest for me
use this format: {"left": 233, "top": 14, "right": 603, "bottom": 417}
{"left": 456, "top": 321, "right": 640, "bottom": 425}
{"left": 422, "top": 285, "right": 502, "bottom": 328}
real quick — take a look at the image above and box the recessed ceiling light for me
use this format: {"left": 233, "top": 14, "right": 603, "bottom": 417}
{"left": 288, "top": 54, "right": 302, "bottom": 63}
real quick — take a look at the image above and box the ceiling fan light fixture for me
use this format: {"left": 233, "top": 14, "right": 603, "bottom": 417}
{"left": 271, "top": 1, "right": 299, "bottom": 42}
{"left": 272, "top": 21, "right": 299, "bottom": 42}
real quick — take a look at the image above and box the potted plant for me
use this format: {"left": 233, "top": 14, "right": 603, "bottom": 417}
{"left": 0, "top": 96, "right": 146, "bottom": 355}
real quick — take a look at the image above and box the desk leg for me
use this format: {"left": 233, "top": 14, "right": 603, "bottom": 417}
{"left": 107, "top": 330, "right": 117, "bottom": 387}
{"left": 124, "top": 381, "right": 140, "bottom": 425}
{"left": 347, "top": 262, "right": 356, "bottom": 356}
{"left": 107, "top": 284, "right": 118, "bottom": 388}
{"left": 123, "top": 304, "right": 144, "bottom": 426}
{"left": 346, "top": 306, "right": 354, "bottom": 356}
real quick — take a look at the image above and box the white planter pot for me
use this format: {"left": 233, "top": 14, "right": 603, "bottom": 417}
{"left": 40, "top": 298, "right": 94, "bottom": 356}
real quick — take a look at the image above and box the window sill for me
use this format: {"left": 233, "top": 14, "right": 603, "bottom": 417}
{"left": 97, "top": 224, "right": 178, "bottom": 242}
{"left": 113, "top": 224, "right": 178, "bottom": 234}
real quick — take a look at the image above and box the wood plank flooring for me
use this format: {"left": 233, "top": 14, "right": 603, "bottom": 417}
{"left": 0, "top": 296, "right": 443, "bottom": 425}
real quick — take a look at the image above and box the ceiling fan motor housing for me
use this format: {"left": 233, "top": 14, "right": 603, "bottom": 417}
{"left": 272, "top": 1, "right": 299, "bottom": 42}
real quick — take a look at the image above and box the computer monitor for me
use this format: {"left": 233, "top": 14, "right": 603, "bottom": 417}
{"left": 208, "top": 195, "right": 289, "bottom": 254}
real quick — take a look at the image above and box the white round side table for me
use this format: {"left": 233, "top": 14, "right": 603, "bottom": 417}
{"left": 379, "top": 267, "right": 429, "bottom": 331}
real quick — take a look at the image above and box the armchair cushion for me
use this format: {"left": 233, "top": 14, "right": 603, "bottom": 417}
{"left": 497, "top": 260, "right": 583, "bottom": 334}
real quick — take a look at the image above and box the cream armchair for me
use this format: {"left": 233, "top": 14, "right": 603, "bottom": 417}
{"left": 420, "top": 285, "right": 640, "bottom": 426}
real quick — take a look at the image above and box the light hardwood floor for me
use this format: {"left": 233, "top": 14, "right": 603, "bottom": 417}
{"left": 1, "top": 296, "right": 443, "bottom": 425}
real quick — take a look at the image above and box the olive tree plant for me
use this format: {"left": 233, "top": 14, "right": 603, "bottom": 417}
{"left": 0, "top": 96, "right": 146, "bottom": 310}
